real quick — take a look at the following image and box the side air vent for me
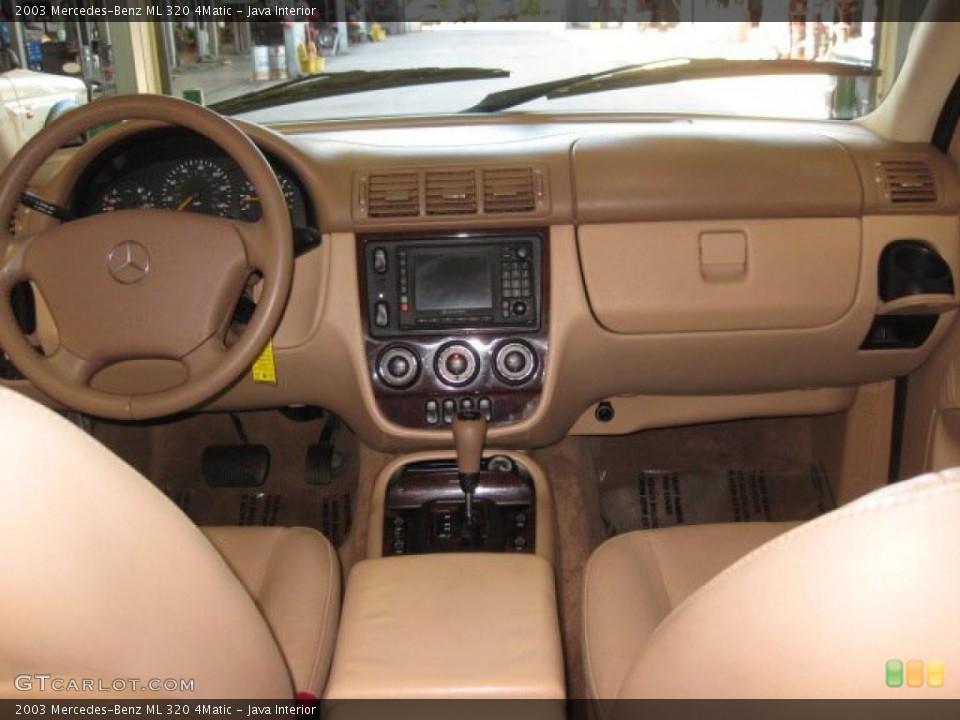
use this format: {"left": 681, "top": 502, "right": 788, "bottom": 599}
{"left": 879, "top": 159, "right": 938, "bottom": 206}
{"left": 425, "top": 169, "right": 478, "bottom": 216}
{"left": 364, "top": 172, "right": 421, "bottom": 218}
{"left": 482, "top": 167, "right": 536, "bottom": 213}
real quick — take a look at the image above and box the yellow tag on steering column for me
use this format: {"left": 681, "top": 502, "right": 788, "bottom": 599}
{"left": 251, "top": 339, "right": 277, "bottom": 385}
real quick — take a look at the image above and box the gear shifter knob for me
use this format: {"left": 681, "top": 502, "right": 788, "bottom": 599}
{"left": 453, "top": 409, "right": 487, "bottom": 489}
{"left": 453, "top": 410, "right": 487, "bottom": 529}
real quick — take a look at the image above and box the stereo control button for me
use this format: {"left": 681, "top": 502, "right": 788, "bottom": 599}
{"left": 373, "top": 248, "right": 388, "bottom": 274}
{"left": 374, "top": 301, "right": 389, "bottom": 328}
{"left": 377, "top": 345, "right": 420, "bottom": 389}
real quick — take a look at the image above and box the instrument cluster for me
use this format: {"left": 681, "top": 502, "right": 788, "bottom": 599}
{"left": 74, "top": 128, "right": 310, "bottom": 228}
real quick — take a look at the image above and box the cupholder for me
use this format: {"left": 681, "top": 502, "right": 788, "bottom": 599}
{"left": 879, "top": 240, "right": 954, "bottom": 302}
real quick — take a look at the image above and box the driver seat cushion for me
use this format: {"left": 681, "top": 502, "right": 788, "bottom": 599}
{"left": 203, "top": 527, "right": 341, "bottom": 697}
{"left": 0, "top": 386, "right": 338, "bottom": 698}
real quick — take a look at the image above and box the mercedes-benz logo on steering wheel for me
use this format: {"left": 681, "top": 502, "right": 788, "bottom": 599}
{"left": 107, "top": 240, "right": 151, "bottom": 285}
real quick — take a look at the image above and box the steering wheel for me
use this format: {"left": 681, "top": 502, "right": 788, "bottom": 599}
{"left": 0, "top": 95, "right": 294, "bottom": 420}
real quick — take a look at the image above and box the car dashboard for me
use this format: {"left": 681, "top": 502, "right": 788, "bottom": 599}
{"left": 7, "top": 111, "right": 960, "bottom": 451}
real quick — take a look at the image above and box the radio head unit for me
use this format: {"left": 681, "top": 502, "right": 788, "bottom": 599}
{"left": 363, "top": 234, "right": 542, "bottom": 336}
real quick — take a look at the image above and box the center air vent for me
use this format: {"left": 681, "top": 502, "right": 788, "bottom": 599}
{"left": 365, "top": 172, "right": 420, "bottom": 218}
{"left": 358, "top": 165, "right": 546, "bottom": 220}
{"left": 482, "top": 167, "right": 536, "bottom": 213}
{"left": 425, "top": 169, "right": 477, "bottom": 216}
{"left": 879, "top": 159, "right": 938, "bottom": 206}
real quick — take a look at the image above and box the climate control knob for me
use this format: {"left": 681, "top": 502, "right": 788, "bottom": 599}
{"left": 494, "top": 340, "right": 537, "bottom": 385}
{"left": 377, "top": 345, "right": 421, "bottom": 389}
{"left": 435, "top": 342, "right": 480, "bottom": 387}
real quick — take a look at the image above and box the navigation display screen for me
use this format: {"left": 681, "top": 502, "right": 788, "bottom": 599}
{"left": 413, "top": 252, "right": 493, "bottom": 311}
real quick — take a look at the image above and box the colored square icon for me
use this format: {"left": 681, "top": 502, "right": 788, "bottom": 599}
{"left": 907, "top": 659, "right": 924, "bottom": 687}
{"left": 886, "top": 659, "right": 904, "bottom": 688}
{"left": 927, "top": 660, "right": 944, "bottom": 688}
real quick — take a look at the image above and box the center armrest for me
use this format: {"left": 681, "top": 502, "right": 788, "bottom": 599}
{"left": 323, "top": 553, "right": 565, "bottom": 700}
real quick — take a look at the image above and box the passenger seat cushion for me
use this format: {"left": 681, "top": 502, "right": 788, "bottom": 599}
{"left": 583, "top": 522, "right": 797, "bottom": 699}
{"left": 203, "top": 526, "right": 341, "bottom": 696}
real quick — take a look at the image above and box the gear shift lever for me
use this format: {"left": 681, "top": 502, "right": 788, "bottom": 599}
{"left": 452, "top": 409, "right": 487, "bottom": 527}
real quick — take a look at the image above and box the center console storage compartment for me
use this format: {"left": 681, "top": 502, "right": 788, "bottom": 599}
{"left": 323, "top": 553, "right": 566, "bottom": 700}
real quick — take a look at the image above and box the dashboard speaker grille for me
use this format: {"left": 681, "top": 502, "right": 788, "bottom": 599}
{"left": 482, "top": 167, "right": 536, "bottom": 213}
{"left": 365, "top": 172, "right": 421, "bottom": 218}
{"left": 880, "top": 159, "right": 938, "bottom": 205}
{"left": 425, "top": 169, "right": 478, "bottom": 215}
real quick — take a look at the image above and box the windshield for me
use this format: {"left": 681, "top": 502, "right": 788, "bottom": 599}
{"left": 2, "top": 11, "right": 921, "bottom": 126}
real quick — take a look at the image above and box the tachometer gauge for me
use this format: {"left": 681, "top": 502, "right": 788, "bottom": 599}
{"left": 97, "top": 182, "right": 156, "bottom": 213}
{"left": 237, "top": 172, "right": 303, "bottom": 223}
{"left": 160, "top": 158, "right": 234, "bottom": 217}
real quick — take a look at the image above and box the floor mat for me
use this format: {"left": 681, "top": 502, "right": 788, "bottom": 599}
{"left": 592, "top": 417, "right": 836, "bottom": 535}
{"left": 94, "top": 410, "right": 358, "bottom": 546}
{"left": 600, "top": 464, "right": 834, "bottom": 533}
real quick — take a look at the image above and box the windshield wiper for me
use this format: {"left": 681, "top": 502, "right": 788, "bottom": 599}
{"left": 210, "top": 67, "right": 509, "bottom": 116}
{"left": 464, "top": 58, "right": 879, "bottom": 114}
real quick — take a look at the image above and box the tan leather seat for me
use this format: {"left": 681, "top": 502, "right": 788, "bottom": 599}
{"left": 584, "top": 469, "right": 960, "bottom": 699}
{"left": 0, "top": 387, "right": 339, "bottom": 698}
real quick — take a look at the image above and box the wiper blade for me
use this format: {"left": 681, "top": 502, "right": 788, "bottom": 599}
{"left": 210, "top": 67, "right": 509, "bottom": 116}
{"left": 465, "top": 58, "right": 878, "bottom": 114}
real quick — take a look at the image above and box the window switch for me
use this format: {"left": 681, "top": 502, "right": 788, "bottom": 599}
{"left": 441, "top": 399, "right": 456, "bottom": 425}
{"left": 425, "top": 400, "right": 439, "bottom": 426}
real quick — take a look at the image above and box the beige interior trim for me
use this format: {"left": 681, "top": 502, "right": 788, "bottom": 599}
{"left": 860, "top": 19, "right": 960, "bottom": 142}
{"left": 324, "top": 553, "right": 566, "bottom": 701}
{"left": 569, "top": 387, "right": 857, "bottom": 436}
{"left": 813, "top": 380, "right": 895, "bottom": 504}
{"left": 364, "top": 450, "right": 556, "bottom": 566}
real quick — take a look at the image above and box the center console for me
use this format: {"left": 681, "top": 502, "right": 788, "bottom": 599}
{"left": 360, "top": 229, "right": 549, "bottom": 429}
{"left": 324, "top": 449, "right": 564, "bottom": 702}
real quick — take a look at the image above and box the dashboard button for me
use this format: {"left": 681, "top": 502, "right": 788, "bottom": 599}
{"left": 435, "top": 343, "right": 480, "bottom": 387}
{"left": 377, "top": 345, "right": 420, "bottom": 388}
{"left": 374, "top": 301, "right": 389, "bottom": 328}
{"left": 494, "top": 340, "right": 537, "bottom": 385}
{"left": 373, "top": 248, "right": 388, "bottom": 274}
{"left": 425, "top": 400, "right": 439, "bottom": 426}
{"left": 441, "top": 399, "right": 457, "bottom": 424}
{"left": 478, "top": 397, "right": 492, "bottom": 421}
{"left": 512, "top": 301, "right": 527, "bottom": 316}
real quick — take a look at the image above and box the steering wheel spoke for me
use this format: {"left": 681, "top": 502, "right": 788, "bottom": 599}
{"left": 45, "top": 347, "right": 101, "bottom": 386}
{"left": 0, "top": 233, "right": 36, "bottom": 292}
{"left": 233, "top": 219, "right": 273, "bottom": 273}
{"left": 181, "top": 335, "right": 229, "bottom": 380}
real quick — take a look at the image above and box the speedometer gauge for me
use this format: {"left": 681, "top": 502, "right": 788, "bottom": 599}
{"left": 97, "top": 182, "right": 156, "bottom": 213}
{"left": 236, "top": 173, "right": 303, "bottom": 223}
{"left": 160, "top": 158, "right": 233, "bottom": 216}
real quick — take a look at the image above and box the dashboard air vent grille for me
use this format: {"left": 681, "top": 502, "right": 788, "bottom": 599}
{"left": 880, "top": 159, "right": 938, "bottom": 205}
{"left": 482, "top": 168, "right": 536, "bottom": 213}
{"left": 365, "top": 172, "right": 421, "bottom": 218}
{"left": 425, "top": 169, "right": 478, "bottom": 215}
